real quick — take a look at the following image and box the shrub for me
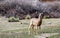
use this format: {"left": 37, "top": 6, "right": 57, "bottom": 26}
{"left": 8, "top": 17, "right": 19, "bottom": 22}
{"left": 44, "top": 15, "right": 50, "bottom": 19}
{"left": 25, "top": 14, "right": 31, "bottom": 19}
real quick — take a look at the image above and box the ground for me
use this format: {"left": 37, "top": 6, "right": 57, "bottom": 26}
{"left": 0, "top": 17, "right": 60, "bottom": 38}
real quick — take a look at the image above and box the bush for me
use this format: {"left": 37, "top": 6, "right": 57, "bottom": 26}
{"left": 8, "top": 17, "right": 19, "bottom": 22}
{"left": 44, "top": 15, "right": 50, "bottom": 19}
{"left": 25, "top": 14, "right": 31, "bottom": 19}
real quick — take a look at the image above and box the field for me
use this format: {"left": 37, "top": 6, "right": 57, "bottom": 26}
{"left": 0, "top": 17, "right": 60, "bottom": 38}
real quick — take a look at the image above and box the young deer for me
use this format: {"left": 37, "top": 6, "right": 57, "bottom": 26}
{"left": 28, "top": 13, "right": 44, "bottom": 30}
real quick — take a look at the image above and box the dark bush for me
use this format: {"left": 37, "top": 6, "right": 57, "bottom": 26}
{"left": 0, "top": 0, "right": 60, "bottom": 19}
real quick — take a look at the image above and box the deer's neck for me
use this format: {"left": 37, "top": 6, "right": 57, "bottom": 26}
{"left": 38, "top": 16, "right": 43, "bottom": 22}
{"left": 38, "top": 17, "right": 42, "bottom": 21}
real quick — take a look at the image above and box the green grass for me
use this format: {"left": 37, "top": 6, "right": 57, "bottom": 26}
{"left": 0, "top": 17, "right": 60, "bottom": 38}
{"left": 0, "top": 32, "right": 35, "bottom": 38}
{"left": 41, "top": 26, "right": 60, "bottom": 33}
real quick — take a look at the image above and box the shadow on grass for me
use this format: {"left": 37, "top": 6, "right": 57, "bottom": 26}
{"left": 48, "top": 34, "right": 60, "bottom": 38}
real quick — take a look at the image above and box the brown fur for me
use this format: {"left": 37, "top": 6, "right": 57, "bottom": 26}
{"left": 28, "top": 13, "right": 44, "bottom": 30}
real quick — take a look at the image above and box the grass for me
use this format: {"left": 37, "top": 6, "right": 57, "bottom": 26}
{"left": 0, "top": 17, "right": 60, "bottom": 38}
{"left": 0, "top": 32, "right": 35, "bottom": 38}
{"left": 48, "top": 34, "right": 60, "bottom": 38}
{"left": 41, "top": 26, "right": 60, "bottom": 33}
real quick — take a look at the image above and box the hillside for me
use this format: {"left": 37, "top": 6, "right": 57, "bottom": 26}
{"left": 0, "top": 0, "right": 60, "bottom": 19}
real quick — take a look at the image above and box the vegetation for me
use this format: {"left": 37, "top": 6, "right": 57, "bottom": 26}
{"left": 41, "top": 26, "right": 60, "bottom": 33}
{"left": 0, "top": 17, "right": 60, "bottom": 38}
{"left": 48, "top": 34, "right": 60, "bottom": 38}
{"left": 44, "top": 15, "right": 50, "bottom": 19}
{"left": 25, "top": 14, "right": 31, "bottom": 19}
{"left": 0, "top": 0, "right": 60, "bottom": 38}
{"left": 8, "top": 17, "right": 19, "bottom": 22}
{"left": 0, "top": 0, "right": 60, "bottom": 19}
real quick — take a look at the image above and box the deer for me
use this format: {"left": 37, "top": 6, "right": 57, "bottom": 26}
{"left": 28, "top": 12, "right": 44, "bottom": 34}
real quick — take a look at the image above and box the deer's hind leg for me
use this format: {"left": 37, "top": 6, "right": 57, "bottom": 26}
{"left": 28, "top": 24, "right": 34, "bottom": 34}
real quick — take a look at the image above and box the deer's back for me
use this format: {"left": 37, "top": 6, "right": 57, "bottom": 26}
{"left": 30, "top": 18, "right": 41, "bottom": 26}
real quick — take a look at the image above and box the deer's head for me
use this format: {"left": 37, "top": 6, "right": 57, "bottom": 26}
{"left": 39, "top": 13, "right": 44, "bottom": 19}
